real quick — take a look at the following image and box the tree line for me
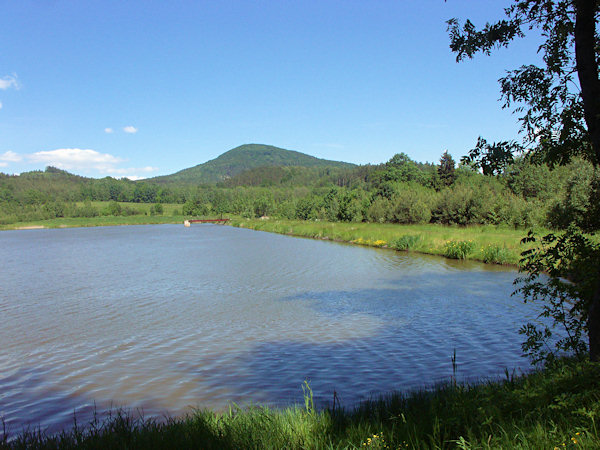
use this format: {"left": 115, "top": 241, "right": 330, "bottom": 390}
{"left": 0, "top": 150, "right": 595, "bottom": 231}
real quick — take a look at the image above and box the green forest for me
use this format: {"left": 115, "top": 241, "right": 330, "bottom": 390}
{"left": 1, "top": 146, "right": 596, "bottom": 233}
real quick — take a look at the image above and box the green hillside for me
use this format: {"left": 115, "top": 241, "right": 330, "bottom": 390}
{"left": 150, "top": 144, "right": 355, "bottom": 184}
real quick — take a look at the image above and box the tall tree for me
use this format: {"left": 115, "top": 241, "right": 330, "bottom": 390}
{"left": 448, "top": 0, "right": 600, "bottom": 360}
{"left": 438, "top": 150, "right": 457, "bottom": 186}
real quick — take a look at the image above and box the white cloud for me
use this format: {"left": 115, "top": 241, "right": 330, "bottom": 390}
{"left": 0, "top": 151, "right": 22, "bottom": 162}
{"left": 123, "top": 125, "right": 138, "bottom": 134}
{"left": 104, "top": 127, "right": 114, "bottom": 134}
{"left": 0, "top": 74, "right": 19, "bottom": 90}
{"left": 28, "top": 148, "right": 125, "bottom": 171}
{"left": 1, "top": 147, "right": 157, "bottom": 179}
{"left": 0, "top": 101, "right": 2, "bottom": 109}
{"left": 26, "top": 148, "right": 158, "bottom": 179}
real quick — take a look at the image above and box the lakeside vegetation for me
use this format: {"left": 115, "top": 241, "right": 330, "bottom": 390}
{"left": 231, "top": 218, "right": 538, "bottom": 265}
{"left": 3, "top": 358, "right": 598, "bottom": 449}
{"left": 0, "top": 201, "right": 185, "bottom": 230}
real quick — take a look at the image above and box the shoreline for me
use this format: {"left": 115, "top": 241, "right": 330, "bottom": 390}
{"left": 0, "top": 216, "right": 185, "bottom": 231}
{"left": 13, "top": 225, "right": 46, "bottom": 230}
{"left": 1, "top": 216, "right": 537, "bottom": 266}
{"left": 2, "top": 358, "right": 597, "bottom": 448}
{"left": 229, "top": 218, "right": 535, "bottom": 266}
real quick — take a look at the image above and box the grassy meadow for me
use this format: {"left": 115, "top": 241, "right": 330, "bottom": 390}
{"left": 0, "top": 202, "right": 185, "bottom": 230}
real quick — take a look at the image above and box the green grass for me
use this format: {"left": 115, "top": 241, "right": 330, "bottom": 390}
{"left": 230, "top": 219, "right": 545, "bottom": 265}
{"left": 0, "top": 215, "right": 185, "bottom": 230}
{"left": 2, "top": 359, "right": 599, "bottom": 449}
{"left": 0, "top": 202, "right": 186, "bottom": 230}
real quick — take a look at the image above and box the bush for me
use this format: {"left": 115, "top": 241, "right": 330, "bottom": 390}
{"left": 391, "top": 234, "right": 422, "bottom": 251}
{"left": 548, "top": 160, "right": 600, "bottom": 231}
{"left": 365, "top": 196, "right": 391, "bottom": 223}
{"left": 152, "top": 203, "right": 164, "bottom": 215}
{"left": 121, "top": 205, "right": 141, "bottom": 216}
{"left": 433, "top": 178, "right": 501, "bottom": 225}
{"left": 388, "top": 184, "right": 434, "bottom": 224}
{"left": 73, "top": 201, "right": 99, "bottom": 218}
{"left": 443, "top": 240, "right": 474, "bottom": 259}
{"left": 295, "top": 196, "right": 320, "bottom": 220}
{"left": 504, "top": 157, "right": 565, "bottom": 201}
{"left": 489, "top": 194, "right": 549, "bottom": 228}
{"left": 107, "top": 200, "right": 122, "bottom": 216}
{"left": 482, "top": 244, "right": 512, "bottom": 264}
{"left": 182, "top": 200, "right": 210, "bottom": 216}
{"left": 253, "top": 195, "right": 272, "bottom": 217}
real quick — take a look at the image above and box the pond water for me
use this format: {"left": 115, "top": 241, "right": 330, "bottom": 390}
{"left": 1, "top": 224, "right": 537, "bottom": 434}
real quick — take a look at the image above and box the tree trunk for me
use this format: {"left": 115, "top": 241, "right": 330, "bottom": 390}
{"left": 575, "top": 0, "right": 600, "bottom": 360}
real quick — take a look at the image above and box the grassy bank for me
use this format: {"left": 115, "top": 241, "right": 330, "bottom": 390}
{"left": 3, "top": 214, "right": 542, "bottom": 265}
{"left": 230, "top": 219, "right": 545, "bottom": 265}
{"left": 2, "top": 359, "right": 599, "bottom": 449}
{"left": 0, "top": 202, "right": 186, "bottom": 230}
{"left": 0, "top": 215, "right": 186, "bottom": 230}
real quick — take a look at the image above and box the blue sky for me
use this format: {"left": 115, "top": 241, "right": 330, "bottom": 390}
{"left": 0, "top": 0, "right": 542, "bottom": 179}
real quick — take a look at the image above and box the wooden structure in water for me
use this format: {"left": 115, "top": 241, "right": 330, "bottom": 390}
{"left": 184, "top": 218, "right": 230, "bottom": 227}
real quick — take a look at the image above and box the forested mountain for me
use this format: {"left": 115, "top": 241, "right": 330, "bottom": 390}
{"left": 150, "top": 144, "right": 355, "bottom": 184}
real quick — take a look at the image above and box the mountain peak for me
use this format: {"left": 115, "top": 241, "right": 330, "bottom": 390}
{"left": 151, "top": 144, "right": 354, "bottom": 184}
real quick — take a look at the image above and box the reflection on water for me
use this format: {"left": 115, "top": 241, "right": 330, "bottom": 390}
{"left": 1, "top": 224, "right": 535, "bottom": 434}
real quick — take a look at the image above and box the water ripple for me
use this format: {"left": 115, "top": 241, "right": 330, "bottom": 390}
{"left": 0, "top": 224, "right": 537, "bottom": 434}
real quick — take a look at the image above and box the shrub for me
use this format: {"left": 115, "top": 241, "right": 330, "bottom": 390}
{"left": 336, "top": 190, "right": 364, "bottom": 222}
{"left": 433, "top": 178, "right": 502, "bottom": 225}
{"left": 153, "top": 203, "right": 164, "bottom": 215}
{"left": 482, "top": 244, "right": 512, "bottom": 264}
{"left": 295, "top": 196, "right": 321, "bottom": 220}
{"left": 107, "top": 200, "right": 122, "bottom": 216}
{"left": 121, "top": 205, "right": 141, "bottom": 216}
{"left": 182, "top": 200, "right": 210, "bottom": 216}
{"left": 548, "top": 160, "right": 600, "bottom": 231}
{"left": 443, "top": 240, "right": 474, "bottom": 259}
{"left": 73, "top": 201, "right": 99, "bottom": 218}
{"left": 391, "top": 234, "right": 422, "bottom": 251}
{"left": 389, "top": 185, "right": 434, "bottom": 224}
{"left": 365, "top": 196, "right": 391, "bottom": 223}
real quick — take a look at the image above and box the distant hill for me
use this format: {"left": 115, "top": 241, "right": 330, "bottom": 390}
{"left": 217, "top": 165, "right": 353, "bottom": 188}
{"left": 150, "top": 144, "right": 355, "bottom": 184}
